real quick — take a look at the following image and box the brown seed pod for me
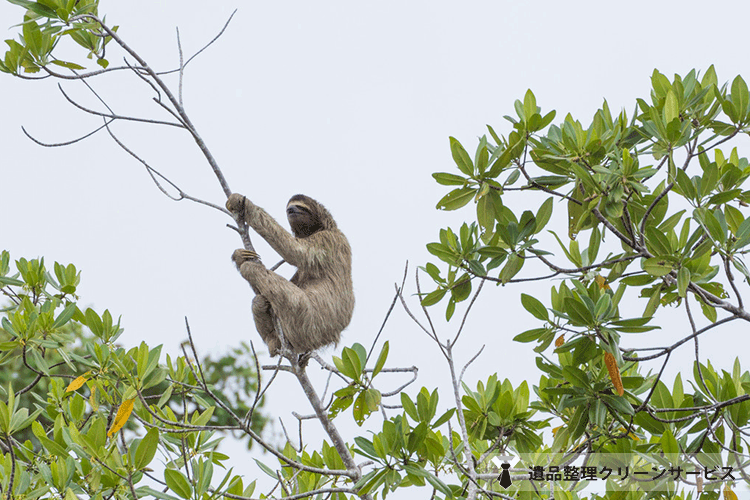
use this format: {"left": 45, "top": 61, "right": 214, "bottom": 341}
{"left": 604, "top": 352, "right": 624, "bottom": 396}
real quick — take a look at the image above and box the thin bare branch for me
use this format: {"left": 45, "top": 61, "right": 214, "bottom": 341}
{"left": 170, "top": 10, "right": 237, "bottom": 73}
{"left": 380, "top": 367, "right": 419, "bottom": 397}
{"left": 452, "top": 279, "right": 485, "bottom": 347}
{"left": 176, "top": 27, "right": 185, "bottom": 109}
{"left": 366, "top": 261, "right": 408, "bottom": 364}
{"left": 40, "top": 61, "right": 148, "bottom": 79}
{"left": 415, "top": 268, "right": 439, "bottom": 342}
{"left": 397, "top": 283, "right": 440, "bottom": 344}
{"left": 58, "top": 84, "right": 184, "bottom": 128}
{"left": 21, "top": 120, "right": 113, "bottom": 147}
{"left": 103, "top": 121, "right": 228, "bottom": 212}
{"left": 622, "top": 314, "right": 738, "bottom": 361}
{"left": 459, "top": 345, "right": 485, "bottom": 385}
{"left": 73, "top": 14, "right": 232, "bottom": 196}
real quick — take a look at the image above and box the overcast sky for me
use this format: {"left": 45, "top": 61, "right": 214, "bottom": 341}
{"left": 3, "top": 0, "right": 750, "bottom": 496}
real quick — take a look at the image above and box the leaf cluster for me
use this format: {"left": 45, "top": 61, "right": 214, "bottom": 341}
{"left": 0, "top": 250, "right": 266, "bottom": 500}
{"left": 2, "top": 0, "right": 116, "bottom": 75}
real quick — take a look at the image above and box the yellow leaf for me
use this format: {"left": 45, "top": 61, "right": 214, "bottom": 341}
{"left": 555, "top": 334, "right": 565, "bottom": 347}
{"left": 551, "top": 425, "right": 562, "bottom": 436}
{"left": 107, "top": 398, "right": 135, "bottom": 437}
{"left": 66, "top": 374, "right": 89, "bottom": 392}
{"left": 595, "top": 275, "right": 611, "bottom": 290}
{"left": 89, "top": 385, "right": 99, "bottom": 411}
{"left": 604, "top": 352, "right": 624, "bottom": 396}
{"left": 724, "top": 485, "right": 737, "bottom": 500}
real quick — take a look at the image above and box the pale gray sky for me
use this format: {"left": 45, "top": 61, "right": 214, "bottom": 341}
{"left": 2, "top": 0, "right": 750, "bottom": 496}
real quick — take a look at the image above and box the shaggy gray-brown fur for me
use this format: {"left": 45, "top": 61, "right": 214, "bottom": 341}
{"left": 227, "top": 193, "right": 354, "bottom": 356}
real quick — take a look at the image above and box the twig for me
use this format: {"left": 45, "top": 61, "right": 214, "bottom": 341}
{"left": 366, "top": 261, "right": 408, "bottom": 364}
{"left": 176, "top": 27, "right": 185, "bottom": 109}
{"left": 452, "top": 279, "right": 485, "bottom": 347}
{"left": 58, "top": 84, "right": 184, "bottom": 127}
{"left": 21, "top": 120, "right": 113, "bottom": 147}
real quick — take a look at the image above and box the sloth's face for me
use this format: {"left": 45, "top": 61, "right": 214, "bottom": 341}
{"left": 287, "top": 198, "right": 323, "bottom": 238}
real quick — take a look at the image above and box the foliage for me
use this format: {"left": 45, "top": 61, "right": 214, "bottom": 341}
{"left": 1, "top": 0, "right": 114, "bottom": 74}
{"left": 0, "top": 251, "right": 266, "bottom": 499}
{"left": 421, "top": 67, "right": 750, "bottom": 497}
{"left": 3, "top": 0, "right": 750, "bottom": 497}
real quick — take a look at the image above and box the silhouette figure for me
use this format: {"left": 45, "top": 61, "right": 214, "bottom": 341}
{"left": 499, "top": 461, "right": 512, "bottom": 489}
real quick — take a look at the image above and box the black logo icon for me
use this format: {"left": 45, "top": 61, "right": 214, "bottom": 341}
{"left": 492, "top": 455, "right": 514, "bottom": 489}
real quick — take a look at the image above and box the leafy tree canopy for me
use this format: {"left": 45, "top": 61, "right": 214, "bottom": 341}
{"left": 2, "top": 0, "right": 750, "bottom": 498}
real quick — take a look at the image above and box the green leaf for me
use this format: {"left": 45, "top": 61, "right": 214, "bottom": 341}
{"left": 620, "top": 274, "right": 656, "bottom": 286}
{"left": 449, "top": 137, "right": 474, "bottom": 176}
{"left": 568, "top": 404, "right": 589, "bottom": 441}
{"left": 642, "top": 257, "right": 674, "bottom": 277}
{"left": 562, "top": 366, "right": 590, "bottom": 389}
{"left": 540, "top": 110, "right": 556, "bottom": 129}
{"left": 476, "top": 190, "right": 499, "bottom": 231}
{"left": 450, "top": 277, "right": 472, "bottom": 303}
{"left": 7, "top": 0, "right": 57, "bottom": 18}
{"left": 164, "top": 470, "right": 192, "bottom": 499}
{"left": 436, "top": 187, "right": 475, "bottom": 211}
{"left": 476, "top": 144, "right": 489, "bottom": 174}
{"left": 49, "top": 60, "right": 86, "bottom": 70}
{"left": 700, "top": 300, "right": 717, "bottom": 322}
{"left": 610, "top": 316, "right": 659, "bottom": 333}
{"left": 645, "top": 226, "right": 672, "bottom": 256}
{"left": 725, "top": 205, "right": 744, "bottom": 235}
{"left": 651, "top": 69, "right": 671, "bottom": 98}
{"left": 135, "top": 428, "right": 159, "bottom": 470}
{"left": 664, "top": 89, "right": 679, "bottom": 124}
{"left": 534, "top": 197, "right": 554, "bottom": 233}
{"left": 677, "top": 266, "right": 691, "bottom": 298}
{"left": 344, "top": 347, "right": 363, "bottom": 379}
{"left": 432, "top": 408, "right": 455, "bottom": 428}
{"left": 734, "top": 216, "right": 750, "bottom": 249}
{"left": 675, "top": 169, "right": 697, "bottom": 201}
{"left": 353, "top": 392, "right": 366, "bottom": 424}
{"left": 85, "top": 308, "right": 103, "bottom": 337}
{"left": 563, "top": 297, "right": 594, "bottom": 326}
{"left": 433, "top": 172, "right": 467, "bottom": 186}
{"left": 695, "top": 208, "right": 726, "bottom": 244}
{"left": 372, "top": 341, "right": 389, "bottom": 378}
{"left": 333, "top": 351, "right": 357, "bottom": 380}
{"left": 532, "top": 175, "right": 569, "bottom": 187}
{"left": 364, "top": 389, "right": 381, "bottom": 412}
{"left": 601, "top": 394, "right": 634, "bottom": 415}
{"left": 587, "top": 226, "right": 601, "bottom": 264}
{"left": 523, "top": 89, "right": 537, "bottom": 117}
{"left": 420, "top": 288, "right": 446, "bottom": 306}
{"left": 498, "top": 253, "right": 523, "bottom": 283}
{"left": 135, "top": 487, "right": 181, "bottom": 500}
{"left": 707, "top": 189, "right": 742, "bottom": 205}
{"left": 661, "top": 428, "right": 679, "bottom": 455}
{"left": 426, "top": 243, "right": 458, "bottom": 265}
{"left": 513, "top": 327, "right": 548, "bottom": 343}
{"left": 403, "top": 464, "right": 453, "bottom": 498}
{"left": 520, "top": 293, "right": 548, "bottom": 321}
{"left": 401, "top": 393, "right": 418, "bottom": 421}
{"left": 700, "top": 164, "right": 719, "bottom": 199}
{"left": 52, "top": 303, "right": 77, "bottom": 329}
{"left": 731, "top": 75, "right": 749, "bottom": 122}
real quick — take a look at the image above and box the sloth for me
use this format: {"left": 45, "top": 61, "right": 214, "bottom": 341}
{"left": 226, "top": 193, "right": 354, "bottom": 356}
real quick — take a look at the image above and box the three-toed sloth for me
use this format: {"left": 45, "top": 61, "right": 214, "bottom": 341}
{"left": 226, "top": 193, "right": 354, "bottom": 356}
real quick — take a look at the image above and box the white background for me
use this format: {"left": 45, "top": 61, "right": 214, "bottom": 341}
{"left": 2, "top": 1, "right": 750, "bottom": 497}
